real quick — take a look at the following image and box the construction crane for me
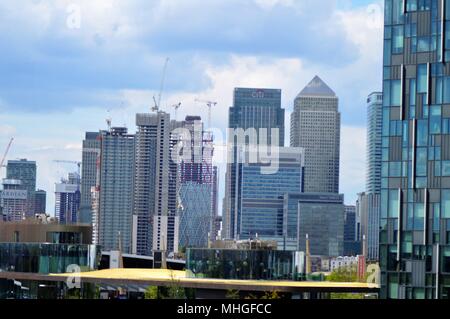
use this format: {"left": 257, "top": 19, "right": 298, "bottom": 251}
{"left": 53, "top": 160, "right": 81, "bottom": 177}
{"left": 195, "top": 99, "right": 217, "bottom": 128}
{"left": 0, "top": 137, "right": 14, "bottom": 168}
{"left": 152, "top": 57, "right": 170, "bottom": 113}
{"left": 172, "top": 102, "right": 182, "bottom": 121}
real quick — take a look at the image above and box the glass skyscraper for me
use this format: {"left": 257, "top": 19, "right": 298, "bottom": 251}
{"left": 233, "top": 147, "right": 304, "bottom": 248}
{"left": 358, "top": 92, "right": 383, "bottom": 262}
{"left": 177, "top": 116, "right": 215, "bottom": 249}
{"left": 223, "top": 88, "right": 285, "bottom": 240}
{"left": 381, "top": 0, "right": 450, "bottom": 299}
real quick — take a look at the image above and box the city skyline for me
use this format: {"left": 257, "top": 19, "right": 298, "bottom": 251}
{"left": 0, "top": 0, "right": 384, "bottom": 212}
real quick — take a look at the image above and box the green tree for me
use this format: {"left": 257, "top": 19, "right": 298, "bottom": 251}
{"left": 326, "top": 265, "right": 367, "bottom": 300}
{"left": 225, "top": 289, "right": 240, "bottom": 299}
{"left": 144, "top": 286, "right": 159, "bottom": 299}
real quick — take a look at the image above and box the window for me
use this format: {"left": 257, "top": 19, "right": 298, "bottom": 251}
{"left": 443, "top": 161, "right": 450, "bottom": 176}
{"left": 417, "top": 64, "right": 428, "bottom": 93}
{"left": 417, "top": 120, "right": 428, "bottom": 146}
{"left": 414, "top": 203, "right": 425, "bottom": 230}
{"left": 416, "top": 147, "right": 428, "bottom": 176}
{"left": 442, "top": 190, "right": 450, "bottom": 218}
{"left": 392, "top": 0, "right": 404, "bottom": 24}
{"left": 410, "top": 79, "right": 416, "bottom": 106}
{"left": 443, "top": 77, "right": 450, "bottom": 103}
{"left": 407, "top": 0, "right": 418, "bottom": 11}
{"left": 392, "top": 25, "right": 404, "bottom": 54}
{"left": 390, "top": 162, "right": 402, "bottom": 177}
{"left": 389, "top": 190, "right": 400, "bottom": 218}
{"left": 417, "top": 37, "right": 430, "bottom": 52}
{"left": 430, "top": 105, "right": 441, "bottom": 134}
{"left": 391, "top": 80, "right": 402, "bottom": 106}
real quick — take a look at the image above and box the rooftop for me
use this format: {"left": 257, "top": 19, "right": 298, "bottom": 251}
{"left": 296, "top": 76, "right": 336, "bottom": 98}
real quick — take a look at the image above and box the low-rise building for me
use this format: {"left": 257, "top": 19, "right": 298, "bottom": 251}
{"left": 0, "top": 215, "right": 92, "bottom": 244}
{"left": 330, "top": 256, "right": 359, "bottom": 272}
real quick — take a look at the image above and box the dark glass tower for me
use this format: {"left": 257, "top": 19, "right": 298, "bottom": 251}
{"left": 381, "top": 0, "right": 450, "bottom": 299}
{"left": 223, "top": 88, "right": 285, "bottom": 240}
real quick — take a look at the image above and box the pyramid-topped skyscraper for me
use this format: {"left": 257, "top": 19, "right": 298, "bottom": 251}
{"left": 296, "top": 75, "right": 336, "bottom": 98}
{"left": 290, "top": 76, "right": 341, "bottom": 193}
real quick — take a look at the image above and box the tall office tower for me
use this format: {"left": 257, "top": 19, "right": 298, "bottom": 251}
{"left": 344, "top": 205, "right": 361, "bottom": 256}
{"left": 223, "top": 88, "right": 285, "bottom": 239}
{"left": 34, "top": 190, "right": 46, "bottom": 214}
{"left": 92, "top": 127, "right": 135, "bottom": 253}
{"left": 290, "top": 76, "right": 341, "bottom": 193}
{"left": 233, "top": 147, "right": 304, "bottom": 249}
{"left": 358, "top": 92, "right": 384, "bottom": 261}
{"left": 134, "top": 112, "right": 181, "bottom": 256}
{"left": 6, "top": 159, "right": 37, "bottom": 217}
{"left": 381, "top": 0, "right": 450, "bottom": 299}
{"left": 0, "top": 179, "right": 28, "bottom": 221}
{"left": 55, "top": 172, "right": 81, "bottom": 224}
{"left": 177, "top": 116, "right": 214, "bottom": 249}
{"left": 80, "top": 132, "right": 101, "bottom": 224}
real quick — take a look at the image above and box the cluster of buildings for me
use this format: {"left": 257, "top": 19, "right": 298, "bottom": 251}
{"left": 0, "top": 77, "right": 377, "bottom": 265}
{"left": 4, "top": 0, "right": 450, "bottom": 299}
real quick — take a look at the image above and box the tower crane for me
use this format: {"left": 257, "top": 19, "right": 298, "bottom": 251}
{"left": 172, "top": 102, "right": 182, "bottom": 121}
{"left": 195, "top": 99, "right": 217, "bottom": 128}
{"left": 152, "top": 57, "right": 170, "bottom": 113}
{"left": 0, "top": 138, "right": 14, "bottom": 168}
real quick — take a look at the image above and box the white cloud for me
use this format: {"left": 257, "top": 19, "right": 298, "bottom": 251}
{"left": 0, "top": 0, "right": 383, "bottom": 211}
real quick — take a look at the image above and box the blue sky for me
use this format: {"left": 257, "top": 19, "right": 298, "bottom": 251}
{"left": 0, "top": 0, "right": 384, "bottom": 212}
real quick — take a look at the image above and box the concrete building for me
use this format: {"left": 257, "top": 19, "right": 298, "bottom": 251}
{"left": 224, "top": 88, "right": 286, "bottom": 240}
{"left": 380, "top": 0, "right": 450, "bottom": 299}
{"left": 34, "top": 190, "right": 46, "bottom": 214}
{"left": 80, "top": 132, "right": 101, "bottom": 224}
{"left": 330, "top": 256, "right": 359, "bottom": 272}
{"left": 1, "top": 179, "right": 27, "bottom": 221}
{"left": 290, "top": 76, "right": 341, "bottom": 194}
{"left": 92, "top": 127, "right": 135, "bottom": 254}
{"left": 55, "top": 172, "right": 81, "bottom": 224}
{"left": 6, "top": 159, "right": 37, "bottom": 217}
{"left": 133, "top": 112, "right": 180, "bottom": 256}
{"left": 0, "top": 216, "right": 92, "bottom": 244}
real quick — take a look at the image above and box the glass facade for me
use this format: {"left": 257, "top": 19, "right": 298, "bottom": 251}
{"left": 381, "top": 0, "right": 450, "bottom": 299}
{"left": 224, "top": 88, "right": 285, "bottom": 240}
{"left": 236, "top": 148, "right": 303, "bottom": 242}
{"left": 0, "top": 243, "right": 100, "bottom": 274}
{"left": 186, "top": 248, "right": 304, "bottom": 281}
